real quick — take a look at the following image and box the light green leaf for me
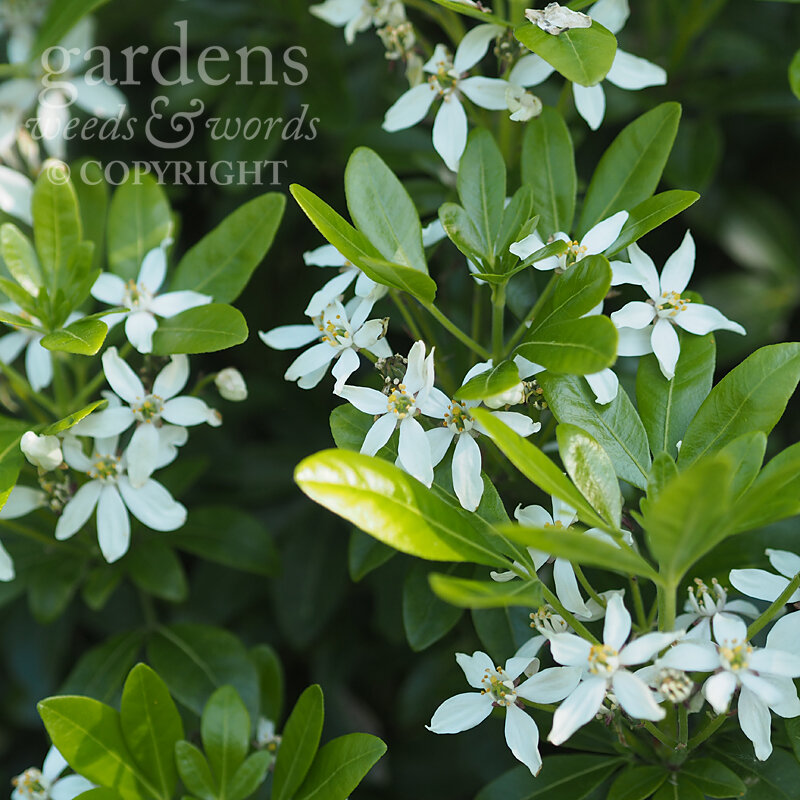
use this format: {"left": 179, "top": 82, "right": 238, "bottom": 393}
{"left": 718, "top": 432, "right": 766, "bottom": 498}
{"left": 150, "top": 303, "right": 248, "bottom": 355}
{"left": 530, "top": 255, "right": 612, "bottom": 326}
{"left": 678, "top": 343, "right": 800, "bottom": 466}
{"left": 439, "top": 202, "right": 488, "bottom": 266}
{"left": 174, "top": 741, "right": 216, "bottom": 800}
{"left": 647, "top": 452, "right": 678, "bottom": 501}
{"left": 579, "top": 103, "right": 682, "bottom": 236}
{"left": 293, "top": 733, "right": 387, "bottom": 800}
{"left": 171, "top": 193, "right": 285, "bottom": 302}
{"left": 250, "top": 643, "right": 283, "bottom": 723}
{"left": 515, "top": 22, "right": 617, "bottom": 86}
{"left": 73, "top": 158, "right": 109, "bottom": 272}
{"left": 1, "top": 223, "right": 42, "bottom": 293}
{"left": 429, "top": 573, "right": 544, "bottom": 609}
{"left": 42, "top": 402, "right": 106, "bottom": 437}
{"left": 358, "top": 255, "right": 437, "bottom": 303}
{"left": 456, "top": 360, "right": 520, "bottom": 402}
{"left": 790, "top": 49, "right": 800, "bottom": 100}
{"left": 228, "top": 751, "right": 273, "bottom": 800}
{"left": 201, "top": 686, "right": 251, "bottom": 791}
{"left": 40, "top": 318, "right": 108, "bottom": 355}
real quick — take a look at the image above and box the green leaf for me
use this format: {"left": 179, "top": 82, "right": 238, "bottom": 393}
{"left": 120, "top": 664, "right": 184, "bottom": 800}
{"left": 607, "top": 765, "right": 668, "bottom": 800}
{"left": 579, "top": 103, "right": 682, "bottom": 236}
{"left": 125, "top": 539, "right": 188, "bottom": 603}
{"left": 636, "top": 333, "right": 716, "bottom": 457}
{"left": 31, "top": 0, "right": 110, "bottom": 56}
{"left": 647, "top": 452, "right": 678, "bottom": 501}
{"left": 175, "top": 741, "right": 216, "bottom": 800}
{"left": 41, "top": 399, "right": 105, "bottom": 435}
{"left": 438, "top": 202, "right": 488, "bottom": 266}
{"left": 169, "top": 506, "right": 278, "bottom": 577}
{"left": 470, "top": 408, "right": 609, "bottom": 530}
{"left": 294, "top": 448, "right": 508, "bottom": 567}
{"left": 538, "top": 374, "right": 651, "bottom": 489}
{"left": 556, "top": 424, "right": 622, "bottom": 529}
{"left": 38, "top": 696, "right": 154, "bottom": 800}
{"left": 403, "top": 562, "right": 464, "bottom": 651}
{"left": 708, "top": 743, "right": 800, "bottom": 800}
{"left": 40, "top": 318, "right": 107, "bottom": 355}
{"left": 495, "top": 186, "right": 535, "bottom": 268}
{"left": 653, "top": 776, "right": 705, "bottom": 800}
{"left": 28, "top": 554, "right": 84, "bottom": 623}
{"left": 458, "top": 129, "right": 506, "bottom": 263}
{"left": 501, "top": 524, "right": 660, "bottom": 582}
{"left": 345, "top": 147, "right": 426, "bottom": 273}
{"left": 228, "top": 751, "right": 273, "bottom": 800}
{"left": 146, "top": 624, "right": 260, "bottom": 725}
{"left": 605, "top": 191, "right": 701, "bottom": 256}
{"left": 357, "top": 255, "right": 437, "bottom": 303}
{"left": 786, "top": 718, "right": 800, "bottom": 764}
{"left": 201, "top": 686, "right": 251, "bottom": 791}
{"left": 293, "top": 733, "right": 387, "bottom": 800}
{"left": 678, "top": 343, "right": 800, "bottom": 466}
{"left": 790, "top": 49, "right": 800, "bottom": 101}
{"left": 73, "top": 158, "right": 109, "bottom": 272}
{"left": 250, "top": 643, "right": 283, "bottom": 724}
{"left": 680, "top": 759, "right": 746, "bottom": 798}
{"left": 428, "top": 0, "right": 512, "bottom": 25}
{"left": 521, "top": 106, "right": 576, "bottom": 236}
{"left": 348, "top": 527, "right": 395, "bottom": 581}
{"left": 171, "top": 193, "right": 285, "bottom": 302}
{"left": 719, "top": 432, "right": 766, "bottom": 498}
{"left": 107, "top": 173, "right": 172, "bottom": 282}
{"left": 476, "top": 755, "right": 623, "bottom": 800}
{"left": 515, "top": 22, "right": 617, "bottom": 86}
{"left": 1, "top": 223, "right": 42, "bottom": 293}
{"left": 272, "top": 685, "right": 325, "bottom": 800}
{"left": 429, "top": 573, "right": 544, "bottom": 609}
{"left": 150, "top": 303, "right": 247, "bottom": 355}
{"left": 456, "top": 360, "right": 520, "bottom": 402}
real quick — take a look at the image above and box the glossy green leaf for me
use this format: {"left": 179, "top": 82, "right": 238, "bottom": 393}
{"left": 678, "top": 343, "right": 800, "bottom": 466}
{"left": 72, "top": 158, "right": 108, "bottom": 272}
{"left": 521, "top": 106, "right": 576, "bottom": 236}
{"left": 31, "top": 0, "right": 110, "bottom": 56}
{"left": 41, "top": 399, "right": 106, "bottom": 436}
{"left": 456, "top": 360, "right": 520, "bottom": 402}
{"left": 790, "top": 49, "right": 800, "bottom": 100}
{"left": 647, "top": 452, "right": 678, "bottom": 501}
{"left": 228, "top": 752, "right": 273, "bottom": 800}
{"left": 125, "top": 539, "right": 188, "bottom": 603}
{"left": 293, "top": 733, "right": 387, "bottom": 800}
{"left": 719, "top": 432, "right": 766, "bottom": 498}
{"left": 515, "top": 22, "right": 617, "bottom": 86}
{"left": 579, "top": 103, "right": 682, "bottom": 236}
{"left": 345, "top": 147, "right": 427, "bottom": 273}
{"left": 358, "top": 255, "right": 437, "bottom": 302}
{"left": 636, "top": 333, "right": 716, "bottom": 458}
{"left": 607, "top": 765, "right": 668, "bottom": 800}
{"left": 120, "top": 664, "right": 184, "bottom": 800}
{"left": 171, "top": 193, "right": 285, "bottom": 302}
{"left": 538, "top": 374, "right": 651, "bottom": 489}
{"left": 174, "top": 741, "right": 216, "bottom": 800}
{"left": 272, "top": 685, "right": 324, "bottom": 800}
{"left": 439, "top": 202, "right": 488, "bottom": 266}
{"left": 403, "top": 562, "right": 464, "bottom": 651}
{"left": 653, "top": 776, "right": 704, "bottom": 800}
{"left": 40, "top": 318, "right": 107, "bottom": 355}
{"left": 1, "top": 223, "right": 42, "bottom": 293}
{"left": 429, "top": 573, "right": 544, "bottom": 609}
{"left": 495, "top": 186, "right": 535, "bottom": 266}
{"left": 294, "top": 448, "right": 508, "bottom": 567}
{"left": 708, "top": 743, "right": 800, "bottom": 800}
{"left": 681, "top": 758, "right": 746, "bottom": 798}
{"left": 150, "top": 303, "right": 248, "bottom": 355}
{"left": 201, "top": 686, "right": 250, "bottom": 791}
{"left": 349, "top": 527, "right": 395, "bottom": 581}
{"left": 557, "top": 424, "right": 622, "bottom": 529}
{"left": 250, "top": 643, "right": 283, "bottom": 724}
{"left": 428, "top": 0, "right": 512, "bottom": 25}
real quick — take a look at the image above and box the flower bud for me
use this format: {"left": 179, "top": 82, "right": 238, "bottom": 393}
{"left": 215, "top": 368, "right": 248, "bottom": 402}
{"left": 20, "top": 431, "right": 62, "bottom": 471}
{"left": 485, "top": 381, "right": 526, "bottom": 409}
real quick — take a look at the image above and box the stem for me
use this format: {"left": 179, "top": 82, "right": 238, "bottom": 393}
{"left": 642, "top": 720, "right": 676, "bottom": 748}
{"left": 404, "top": 0, "right": 465, "bottom": 44}
{"left": 630, "top": 576, "right": 648, "bottom": 632}
{"left": 391, "top": 291, "right": 424, "bottom": 342}
{"left": 491, "top": 284, "right": 506, "bottom": 363}
{"left": 747, "top": 572, "right": 800, "bottom": 640}
{"left": 0, "top": 360, "right": 58, "bottom": 416}
{"left": 573, "top": 563, "right": 606, "bottom": 609}
{"left": 686, "top": 712, "right": 728, "bottom": 752}
{"left": 677, "top": 704, "right": 689, "bottom": 749}
{"left": 506, "top": 274, "right": 558, "bottom": 353}
{"left": 51, "top": 354, "right": 71, "bottom": 417}
{"left": 470, "top": 282, "right": 484, "bottom": 361}
{"left": 657, "top": 581, "right": 677, "bottom": 632}
{"left": 541, "top": 584, "right": 599, "bottom": 644}
{"left": 420, "top": 301, "right": 491, "bottom": 360}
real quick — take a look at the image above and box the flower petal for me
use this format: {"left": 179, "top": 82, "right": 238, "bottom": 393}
{"left": 480, "top": 410, "right": 539, "bottom": 438}
{"left": 0, "top": 165, "right": 34, "bottom": 225}
{"left": 427, "top": 692, "right": 493, "bottom": 733}
{"left": 573, "top": 82, "right": 605, "bottom": 131}
{"left": 553, "top": 558, "right": 592, "bottom": 618}
{"left": 619, "top": 631, "right": 682, "bottom": 666}
{"left": 432, "top": 95, "right": 468, "bottom": 172}
{"left": 504, "top": 704, "right": 542, "bottom": 777}
{"left": 162, "top": 396, "right": 217, "bottom": 426}
{"left": 651, "top": 317, "right": 680, "bottom": 379}
{"left": 606, "top": 50, "right": 667, "bottom": 90}
{"left": 674, "top": 303, "right": 746, "bottom": 336}
{"left": 509, "top": 53, "right": 555, "bottom": 87}
{"left": 452, "top": 432, "right": 484, "bottom": 511}
{"left": 748, "top": 648, "right": 800, "bottom": 679}
{"left": 766, "top": 612, "right": 800, "bottom": 654}
{"left": 427, "top": 427, "right": 455, "bottom": 467}
{"left": 659, "top": 230, "right": 695, "bottom": 295}
{"left": 383, "top": 83, "right": 437, "bottom": 133}
{"left": 514, "top": 504, "right": 553, "bottom": 527}
{"left": 729, "top": 567, "right": 800, "bottom": 603}
{"left": 612, "top": 669, "right": 665, "bottom": 721}
{"left": 259, "top": 324, "right": 320, "bottom": 351}
{"left": 49, "top": 775, "right": 95, "bottom": 800}
{"left": 125, "top": 311, "right": 158, "bottom": 353}
{"left": 604, "top": 593, "right": 632, "bottom": 651}
{"left": 658, "top": 641, "right": 719, "bottom": 672}
{"left": 0, "top": 540, "right": 14, "bottom": 581}
{"left": 102, "top": 346, "right": 144, "bottom": 403}
{"left": 588, "top": 0, "right": 629, "bottom": 34}
{"left": 284, "top": 342, "right": 336, "bottom": 382}
{"left": 713, "top": 612, "right": 748, "bottom": 646}
{"left": 585, "top": 369, "right": 619, "bottom": 404}
{"left": 361, "top": 412, "right": 397, "bottom": 456}
{"left": 738, "top": 686, "right": 773, "bottom": 761}
{"left": 456, "top": 651, "right": 495, "bottom": 688}
{"left": 117, "top": 476, "right": 187, "bottom": 531}
{"left": 71, "top": 407, "right": 135, "bottom": 438}
{"left": 517, "top": 666, "right": 582, "bottom": 704}
{"left": 331, "top": 347, "right": 361, "bottom": 391}
{"left": 55, "top": 480, "right": 102, "bottom": 540}
{"left": 459, "top": 77, "right": 512, "bottom": 111}
{"left": 25, "top": 339, "right": 53, "bottom": 391}
{"left": 0, "top": 486, "right": 46, "bottom": 519}
{"left": 137, "top": 246, "right": 167, "bottom": 294}
{"left": 703, "top": 670, "right": 738, "bottom": 714}
{"left": 617, "top": 326, "right": 654, "bottom": 357}
{"left": 73, "top": 78, "right": 127, "bottom": 118}
{"left": 97, "top": 485, "right": 131, "bottom": 563}
{"left": 398, "top": 416, "right": 433, "bottom": 487}
{"left": 550, "top": 633, "right": 592, "bottom": 667}
{"left": 91, "top": 272, "right": 126, "bottom": 305}
{"left": 453, "top": 24, "right": 504, "bottom": 73}
{"left": 337, "top": 385, "right": 389, "bottom": 415}
{"left": 548, "top": 677, "right": 607, "bottom": 745}
{"left": 125, "top": 423, "right": 160, "bottom": 488}
{"left": 611, "top": 301, "right": 656, "bottom": 330}
{"left": 582, "top": 211, "right": 629, "bottom": 256}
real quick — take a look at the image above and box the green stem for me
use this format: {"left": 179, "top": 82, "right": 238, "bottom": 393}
{"left": 658, "top": 581, "right": 677, "bottom": 632}
{"left": 573, "top": 563, "right": 606, "bottom": 609}
{"left": 470, "top": 282, "right": 484, "bottom": 361}
{"left": 630, "top": 576, "right": 648, "bottom": 632}
{"left": 642, "top": 720, "right": 676, "bottom": 749}
{"left": 51, "top": 355, "right": 72, "bottom": 418}
{"left": 491, "top": 284, "right": 506, "bottom": 363}
{"left": 541, "top": 584, "right": 599, "bottom": 644}
{"left": 506, "top": 274, "right": 558, "bottom": 353}
{"left": 677, "top": 704, "right": 689, "bottom": 749}
{"left": 747, "top": 572, "right": 800, "bottom": 640}
{"left": 0, "top": 360, "right": 58, "bottom": 416}
{"left": 686, "top": 712, "right": 728, "bottom": 752}
{"left": 420, "top": 301, "right": 491, "bottom": 360}
{"left": 404, "top": 0, "right": 465, "bottom": 44}
{"left": 391, "top": 291, "right": 425, "bottom": 343}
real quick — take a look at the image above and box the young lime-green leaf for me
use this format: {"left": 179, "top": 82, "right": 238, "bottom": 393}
{"left": 150, "top": 303, "right": 247, "bottom": 355}
{"left": 678, "top": 343, "right": 800, "bottom": 466}
{"left": 439, "top": 202, "right": 489, "bottom": 266}
{"left": 790, "top": 49, "right": 800, "bottom": 100}
{"left": 521, "top": 106, "right": 576, "bottom": 236}
{"left": 636, "top": 333, "right": 716, "bottom": 458}
{"left": 481, "top": 238, "right": 567, "bottom": 282}
{"left": 175, "top": 741, "right": 216, "bottom": 800}
{"left": 515, "top": 22, "right": 617, "bottom": 86}
{"left": 40, "top": 318, "right": 108, "bottom": 355}
{"left": 120, "top": 664, "right": 184, "bottom": 800}
{"left": 41, "top": 399, "right": 106, "bottom": 436}
{"left": 403, "top": 562, "right": 464, "bottom": 651}
{"left": 429, "top": 573, "right": 544, "bottom": 609}
{"left": 680, "top": 758, "right": 746, "bottom": 798}
{"left": 556, "top": 424, "right": 622, "bottom": 529}
{"left": 538, "top": 374, "right": 651, "bottom": 490}
{"left": 272, "top": 685, "right": 325, "bottom": 800}
{"left": 201, "top": 686, "right": 251, "bottom": 790}
{"left": 107, "top": 173, "right": 172, "bottom": 282}
{"left": 456, "top": 360, "right": 520, "bottom": 402}
{"left": 293, "top": 733, "right": 387, "bottom": 800}
{"left": 1, "top": 223, "right": 42, "bottom": 293}
{"left": 470, "top": 408, "right": 609, "bottom": 530}
{"left": 228, "top": 751, "right": 273, "bottom": 800}
{"left": 358, "top": 255, "right": 437, "bottom": 302}
{"left": 345, "top": 148, "right": 427, "bottom": 274}
{"left": 607, "top": 765, "right": 668, "bottom": 800}
{"left": 0, "top": 307, "right": 42, "bottom": 331}
{"left": 579, "top": 103, "right": 682, "bottom": 236}
{"left": 171, "top": 193, "right": 285, "bottom": 303}
{"left": 294, "top": 448, "right": 508, "bottom": 567}
{"left": 38, "top": 696, "right": 153, "bottom": 800}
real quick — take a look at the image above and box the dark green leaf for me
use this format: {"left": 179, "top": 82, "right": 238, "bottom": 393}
{"left": 201, "top": 686, "right": 251, "bottom": 790}
{"left": 403, "top": 562, "right": 464, "bottom": 651}
{"left": 150, "top": 303, "right": 248, "bottom": 355}
{"left": 607, "top": 765, "right": 667, "bottom": 800}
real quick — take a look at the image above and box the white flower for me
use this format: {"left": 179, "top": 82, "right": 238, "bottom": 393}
{"left": 419, "top": 361, "right": 540, "bottom": 511}
{"left": 674, "top": 577, "right": 759, "bottom": 640}
{"left": 302, "top": 244, "right": 387, "bottom": 319}
{"left": 730, "top": 548, "right": 800, "bottom": 605}
{"left": 56, "top": 433, "right": 187, "bottom": 563}
{"left": 512, "top": 0, "right": 667, "bottom": 130}
{"left": 0, "top": 0, "right": 46, "bottom": 65}
{"left": 335, "top": 340, "right": 438, "bottom": 486}
{"left": 0, "top": 164, "right": 34, "bottom": 224}
{"left": 260, "top": 298, "right": 391, "bottom": 391}
{"left": 215, "top": 368, "right": 248, "bottom": 402}
{"left": 21, "top": 431, "right": 62, "bottom": 471}
{"left": 505, "top": 85, "right": 542, "bottom": 122}
{"left": 0, "top": 484, "right": 48, "bottom": 581}
{"left": 609, "top": 231, "right": 745, "bottom": 380}
{"left": 12, "top": 746, "right": 93, "bottom": 800}
{"left": 427, "top": 647, "right": 582, "bottom": 776}
{"left": 0, "top": 304, "right": 67, "bottom": 391}
{"left": 90, "top": 240, "right": 211, "bottom": 354}
{"left": 310, "top": 0, "right": 406, "bottom": 44}
{"left": 383, "top": 28, "right": 513, "bottom": 171}
{"left": 548, "top": 594, "right": 682, "bottom": 744}
{"left": 524, "top": 3, "right": 591, "bottom": 35}
{"left": 255, "top": 717, "right": 282, "bottom": 753}
{"left": 660, "top": 613, "right": 800, "bottom": 760}
{"left": 70, "top": 347, "right": 218, "bottom": 487}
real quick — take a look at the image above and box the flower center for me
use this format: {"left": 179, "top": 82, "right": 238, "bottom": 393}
{"left": 387, "top": 384, "right": 415, "bottom": 418}
{"left": 720, "top": 641, "right": 752, "bottom": 671}
{"left": 89, "top": 453, "right": 121, "bottom": 483}
{"left": 588, "top": 643, "right": 619, "bottom": 676}
{"left": 656, "top": 668, "right": 694, "bottom": 703}
{"left": 444, "top": 401, "right": 473, "bottom": 434}
{"left": 544, "top": 519, "right": 565, "bottom": 529}
{"left": 320, "top": 315, "right": 352, "bottom": 349}
{"left": 11, "top": 768, "right": 49, "bottom": 800}
{"left": 564, "top": 239, "right": 588, "bottom": 266}
{"left": 530, "top": 605, "right": 568, "bottom": 635}
{"left": 656, "top": 291, "right": 690, "bottom": 317}
{"left": 124, "top": 279, "right": 152, "bottom": 311}
{"left": 480, "top": 666, "right": 516, "bottom": 706}
{"left": 688, "top": 576, "right": 725, "bottom": 616}
{"left": 132, "top": 393, "right": 164, "bottom": 422}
